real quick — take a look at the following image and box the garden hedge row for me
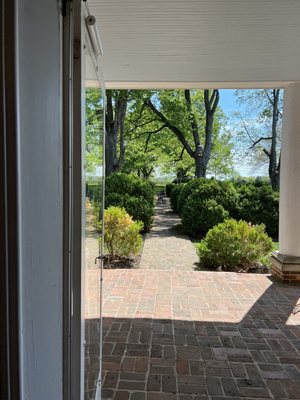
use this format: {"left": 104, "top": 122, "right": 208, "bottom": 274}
{"left": 169, "top": 178, "right": 279, "bottom": 237}
{"left": 105, "top": 173, "right": 155, "bottom": 232}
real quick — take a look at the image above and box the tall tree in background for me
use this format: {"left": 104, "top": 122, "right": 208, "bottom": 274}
{"left": 235, "top": 89, "right": 282, "bottom": 190}
{"left": 85, "top": 88, "right": 104, "bottom": 174}
{"left": 86, "top": 88, "right": 233, "bottom": 180}
{"left": 105, "top": 90, "right": 130, "bottom": 176}
{"left": 145, "top": 89, "right": 220, "bottom": 178}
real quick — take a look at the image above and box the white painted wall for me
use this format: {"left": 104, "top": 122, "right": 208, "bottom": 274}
{"left": 279, "top": 82, "right": 300, "bottom": 257}
{"left": 17, "top": 0, "right": 63, "bottom": 399}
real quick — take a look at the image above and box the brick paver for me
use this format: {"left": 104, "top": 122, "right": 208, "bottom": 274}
{"left": 85, "top": 268, "right": 300, "bottom": 399}
{"left": 139, "top": 201, "right": 198, "bottom": 270}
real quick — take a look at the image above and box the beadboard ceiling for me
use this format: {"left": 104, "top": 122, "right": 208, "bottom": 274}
{"left": 87, "top": 0, "right": 300, "bottom": 88}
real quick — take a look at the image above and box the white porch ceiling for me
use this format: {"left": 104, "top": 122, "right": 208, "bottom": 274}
{"left": 88, "top": 0, "right": 300, "bottom": 89}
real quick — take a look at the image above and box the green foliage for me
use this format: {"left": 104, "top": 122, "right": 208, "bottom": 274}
{"left": 177, "top": 180, "right": 204, "bottom": 215}
{"left": 178, "top": 178, "right": 239, "bottom": 236}
{"left": 197, "top": 219, "right": 273, "bottom": 270}
{"left": 170, "top": 184, "right": 184, "bottom": 212}
{"left": 86, "top": 182, "right": 100, "bottom": 201}
{"left": 182, "top": 198, "right": 229, "bottom": 236}
{"left": 105, "top": 193, "right": 154, "bottom": 232}
{"left": 104, "top": 173, "right": 155, "bottom": 232}
{"left": 178, "top": 178, "right": 238, "bottom": 217}
{"left": 176, "top": 178, "right": 278, "bottom": 238}
{"left": 234, "top": 181, "right": 279, "bottom": 237}
{"left": 166, "top": 183, "right": 176, "bottom": 197}
{"left": 100, "top": 207, "right": 143, "bottom": 259}
{"left": 85, "top": 88, "right": 104, "bottom": 173}
{"left": 123, "top": 90, "right": 234, "bottom": 179}
{"left": 106, "top": 173, "right": 155, "bottom": 204}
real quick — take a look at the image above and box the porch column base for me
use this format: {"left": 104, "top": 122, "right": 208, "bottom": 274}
{"left": 270, "top": 251, "right": 300, "bottom": 283}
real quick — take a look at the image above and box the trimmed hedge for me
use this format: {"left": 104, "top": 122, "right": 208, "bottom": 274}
{"left": 234, "top": 181, "right": 279, "bottom": 237}
{"left": 106, "top": 173, "right": 155, "bottom": 204}
{"left": 178, "top": 178, "right": 238, "bottom": 217}
{"left": 166, "top": 183, "right": 176, "bottom": 197}
{"left": 174, "top": 178, "right": 278, "bottom": 238}
{"left": 170, "top": 184, "right": 184, "bottom": 212}
{"left": 182, "top": 197, "right": 229, "bottom": 236}
{"left": 177, "top": 179, "right": 204, "bottom": 216}
{"left": 179, "top": 179, "right": 238, "bottom": 236}
{"left": 105, "top": 173, "right": 155, "bottom": 232}
{"left": 105, "top": 193, "right": 154, "bottom": 232}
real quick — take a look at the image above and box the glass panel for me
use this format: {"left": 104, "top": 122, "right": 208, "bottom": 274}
{"left": 83, "top": 47, "right": 105, "bottom": 400}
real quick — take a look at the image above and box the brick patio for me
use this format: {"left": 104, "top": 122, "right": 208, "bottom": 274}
{"left": 85, "top": 269, "right": 300, "bottom": 399}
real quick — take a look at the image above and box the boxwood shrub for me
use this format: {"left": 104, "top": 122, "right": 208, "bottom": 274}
{"left": 177, "top": 178, "right": 238, "bottom": 217}
{"left": 165, "top": 182, "right": 176, "bottom": 197}
{"left": 179, "top": 179, "right": 239, "bottom": 236}
{"left": 235, "top": 181, "right": 279, "bottom": 237}
{"left": 182, "top": 197, "right": 229, "bottom": 236}
{"left": 105, "top": 172, "right": 155, "bottom": 204}
{"left": 177, "top": 179, "right": 205, "bottom": 216}
{"left": 105, "top": 192, "right": 154, "bottom": 232}
{"left": 170, "top": 184, "right": 184, "bottom": 212}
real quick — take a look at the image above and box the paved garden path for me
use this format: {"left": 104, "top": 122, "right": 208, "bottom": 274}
{"left": 85, "top": 198, "right": 300, "bottom": 400}
{"left": 139, "top": 200, "right": 198, "bottom": 271}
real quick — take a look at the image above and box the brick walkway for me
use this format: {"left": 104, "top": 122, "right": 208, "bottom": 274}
{"left": 139, "top": 201, "right": 198, "bottom": 270}
{"left": 85, "top": 268, "right": 300, "bottom": 400}
{"left": 84, "top": 199, "right": 300, "bottom": 399}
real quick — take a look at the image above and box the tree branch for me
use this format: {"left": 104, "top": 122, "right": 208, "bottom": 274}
{"left": 174, "top": 147, "right": 185, "bottom": 162}
{"left": 249, "top": 136, "right": 273, "bottom": 149}
{"left": 145, "top": 99, "right": 194, "bottom": 157}
{"left": 132, "top": 124, "right": 167, "bottom": 140}
{"left": 263, "top": 148, "right": 271, "bottom": 158}
{"left": 127, "top": 118, "right": 158, "bottom": 134}
{"left": 145, "top": 132, "right": 152, "bottom": 152}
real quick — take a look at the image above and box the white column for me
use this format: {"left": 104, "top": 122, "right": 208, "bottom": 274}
{"left": 279, "top": 82, "right": 300, "bottom": 257}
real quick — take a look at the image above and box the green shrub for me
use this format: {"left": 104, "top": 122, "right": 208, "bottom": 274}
{"left": 106, "top": 173, "right": 155, "bottom": 204}
{"left": 166, "top": 183, "right": 176, "bottom": 197}
{"left": 182, "top": 197, "right": 229, "bottom": 236}
{"left": 235, "top": 182, "right": 279, "bottom": 237}
{"left": 86, "top": 182, "right": 100, "bottom": 200}
{"left": 197, "top": 219, "right": 273, "bottom": 271}
{"left": 177, "top": 178, "right": 238, "bottom": 217}
{"left": 178, "top": 179, "right": 238, "bottom": 236}
{"left": 177, "top": 179, "right": 204, "bottom": 215}
{"left": 100, "top": 206, "right": 143, "bottom": 259}
{"left": 105, "top": 193, "right": 154, "bottom": 232}
{"left": 170, "top": 184, "right": 184, "bottom": 212}
{"left": 103, "top": 173, "right": 155, "bottom": 231}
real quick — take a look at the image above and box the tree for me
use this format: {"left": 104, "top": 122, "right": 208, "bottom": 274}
{"left": 86, "top": 88, "right": 234, "bottom": 181}
{"left": 235, "top": 89, "right": 282, "bottom": 190}
{"left": 144, "top": 89, "right": 220, "bottom": 178}
{"left": 85, "top": 88, "right": 104, "bottom": 174}
{"left": 105, "top": 90, "right": 130, "bottom": 176}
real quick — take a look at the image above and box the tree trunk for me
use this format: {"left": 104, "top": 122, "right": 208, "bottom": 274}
{"left": 145, "top": 90, "right": 219, "bottom": 180}
{"left": 105, "top": 90, "right": 128, "bottom": 176}
{"left": 268, "top": 89, "right": 280, "bottom": 190}
{"left": 270, "top": 171, "right": 280, "bottom": 191}
{"left": 195, "top": 155, "right": 206, "bottom": 178}
{"left": 105, "top": 126, "right": 118, "bottom": 176}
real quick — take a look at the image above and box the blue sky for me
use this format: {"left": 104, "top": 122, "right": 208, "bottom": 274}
{"left": 218, "top": 89, "right": 267, "bottom": 177}
{"left": 219, "top": 89, "right": 238, "bottom": 113}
